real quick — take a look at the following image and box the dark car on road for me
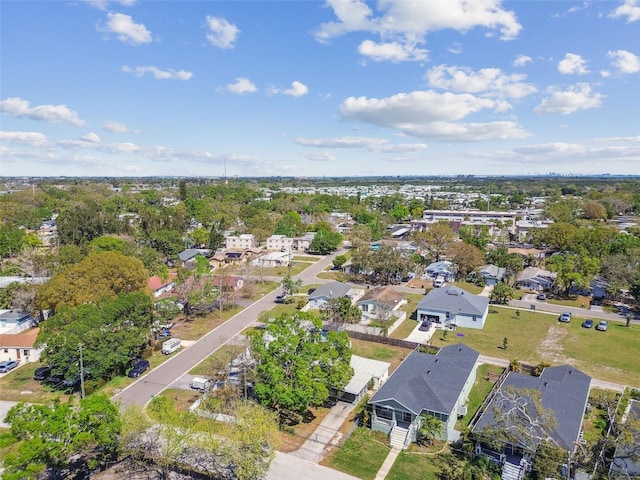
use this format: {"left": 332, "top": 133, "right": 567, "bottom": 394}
{"left": 582, "top": 319, "right": 594, "bottom": 329}
{"left": 0, "top": 360, "right": 19, "bottom": 373}
{"left": 128, "top": 359, "right": 150, "bottom": 378}
{"left": 33, "top": 365, "right": 53, "bottom": 380}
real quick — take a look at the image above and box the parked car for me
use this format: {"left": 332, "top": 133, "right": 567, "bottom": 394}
{"left": 62, "top": 375, "right": 81, "bottom": 391}
{"left": 559, "top": 312, "right": 572, "bottom": 323}
{"left": 581, "top": 319, "right": 594, "bottom": 329}
{"left": 46, "top": 372, "right": 67, "bottom": 389}
{"left": 0, "top": 360, "right": 19, "bottom": 373}
{"left": 536, "top": 293, "right": 547, "bottom": 301}
{"left": 158, "top": 328, "right": 171, "bottom": 338}
{"left": 275, "top": 294, "right": 287, "bottom": 304}
{"left": 33, "top": 365, "right": 53, "bottom": 380}
{"left": 596, "top": 321, "right": 608, "bottom": 331}
{"left": 418, "top": 321, "right": 430, "bottom": 331}
{"left": 128, "top": 359, "right": 150, "bottom": 378}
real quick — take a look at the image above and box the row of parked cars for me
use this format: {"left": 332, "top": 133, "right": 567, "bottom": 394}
{"left": 558, "top": 312, "right": 608, "bottom": 331}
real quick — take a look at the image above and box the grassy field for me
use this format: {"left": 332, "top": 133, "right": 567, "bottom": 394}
{"left": 323, "top": 427, "right": 390, "bottom": 480}
{"left": 454, "top": 281, "right": 484, "bottom": 295}
{"left": 547, "top": 295, "right": 592, "bottom": 308}
{"left": 389, "top": 319, "right": 418, "bottom": 339}
{"left": 0, "top": 362, "right": 71, "bottom": 403}
{"left": 351, "top": 338, "right": 414, "bottom": 373}
{"left": 428, "top": 306, "right": 640, "bottom": 387}
{"left": 386, "top": 450, "right": 445, "bottom": 480}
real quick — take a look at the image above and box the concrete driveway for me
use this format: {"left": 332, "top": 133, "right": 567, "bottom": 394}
{"left": 267, "top": 451, "right": 360, "bottom": 480}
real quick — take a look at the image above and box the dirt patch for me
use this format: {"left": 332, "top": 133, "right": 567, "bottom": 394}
{"left": 535, "top": 325, "right": 572, "bottom": 364}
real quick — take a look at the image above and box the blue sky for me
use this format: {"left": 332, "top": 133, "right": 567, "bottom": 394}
{"left": 1, "top": 0, "right": 639, "bottom": 177}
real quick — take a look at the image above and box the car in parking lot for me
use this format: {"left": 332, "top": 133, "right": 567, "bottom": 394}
{"left": 127, "top": 359, "right": 150, "bottom": 378}
{"left": 0, "top": 360, "right": 19, "bottom": 373}
{"left": 33, "top": 365, "right": 53, "bottom": 380}
{"left": 536, "top": 293, "right": 547, "bottom": 301}
{"left": 581, "top": 319, "right": 594, "bottom": 329}
{"left": 559, "top": 312, "right": 572, "bottom": 323}
{"left": 596, "top": 321, "right": 608, "bottom": 331}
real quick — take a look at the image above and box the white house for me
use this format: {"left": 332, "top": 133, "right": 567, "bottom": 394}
{"left": 0, "top": 328, "right": 42, "bottom": 364}
{"left": 252, "top": 251, "right": 290, "bottom": 268}
{"left": 307, "top": 281, "right": 353, "bottom": 309}
{"left": 266, "top": 235, "right": 294, "bottom": 251}
{"left": 416, "top": 286, "right": 489, "bottom": 329}
{"left": 225, "top": 234, "right": 256, "bottom": 250}
{"left": 0, "top": 310, "right": 38, "bottom": 335}
{"left": 516, "top": 267, "right": 557, "bottom": 291}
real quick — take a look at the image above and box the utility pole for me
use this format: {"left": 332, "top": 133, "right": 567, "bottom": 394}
{"left": 79, "top": 343, "right": 86, "bottom": 400}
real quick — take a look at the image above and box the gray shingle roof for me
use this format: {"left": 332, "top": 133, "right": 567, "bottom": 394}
{"left": 478, "top": 264, "right": 506, "bottom": 280}
{"left": 473, "top": 365, "right": 591, "bottom": 451}
{"left": 369, "top": 344, "right": 479, "bottom": 416}
{"left": 610, "top": 399, "right": 640, "bottom": 476}
{"left": 309, "top": 281, "right": 351, "bottom": 301}
{"left": 178, "top": 248, "right": 211, "bottom": 262}
{"left": 417, "top": 285, "right": 489, "bottom": 316}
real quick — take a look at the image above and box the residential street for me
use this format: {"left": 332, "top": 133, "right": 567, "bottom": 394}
{"left": 112, "top": 248, "right": 345, "bottom": 410}
{"left": 510, "top": 294, "right": 634, "bottom": 324}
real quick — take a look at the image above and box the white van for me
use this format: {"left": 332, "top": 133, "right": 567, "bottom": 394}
{"left": 161, "top": 338, "right": 181, "bottom": 355}
{"left": 433, "top": 276, "right": 446, "bottom": 288}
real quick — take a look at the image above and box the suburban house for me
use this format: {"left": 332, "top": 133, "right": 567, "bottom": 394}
{"left": 211, "top": 275, "right": 244, "bottom": 292}
{"left": 307, "top": 281, "right": 354, "bottom": 309}
{"left": 178, "top": 248, "right": 211, "bottom": 268}
{"left": 225, "top": 234, "right": 256, "bottom": 250}
{"left": 472, "top": 365, "right": 591, "bottom": 477}
{"left": 147, "top": 275, "right": 175, "bottom": 298}
{"left": 516, "top": 267, "right": 557, "bottom": 291}
{"left": 416, "top": 286, "right": 489, "bottom": 330}
{"left": 356, "top": 286, "right": 406, "bottom": 319}
{"left": 425, "top": 261, "right": 456, "bottom": 281}
{"left": 251, "top": 251, "right": 290, "bottom": 268}
{"left": 0, "top": 327, "right": 41, "bottom": 363}
{"left": 369, "top": 344, "right": 480, "bottom": 448}
{"left": 610, "top": 399, "right": 640, "bottom": 478}
{"left": 209, "top": 249, "right": 260, "bottom": 268}
{"left": 477, "top": 264, "right": 506, "bottom": 286}
{"left": 0, "top": 309, "right": 38, "bottom": 335}
{"left": 331, "top": 355, "right": 390, "bottom": 404}
{"left": 266, "top": 235, "right": 294, "bottom": 252}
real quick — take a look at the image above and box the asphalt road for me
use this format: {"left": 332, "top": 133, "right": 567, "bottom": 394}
{"left": 510, "top": 294, "right": 635, "bottom": 324}
{"left": 112, "top": 249, "right": 344, "bottom": 410}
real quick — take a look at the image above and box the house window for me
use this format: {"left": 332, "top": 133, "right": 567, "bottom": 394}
{"left": 23, "top": 350, "right": 29, "bottom": 356}
{"left": 376, "top": 406, "right": 393, "bottom": 420}
{"left": 362, "top": 304, "right": 369, "bottom": 312}
{"left": 401, "top": 411, "right": 412, "bottom": 423}
{"left": 3, "top": 348, "right": 7, "bottom": 353}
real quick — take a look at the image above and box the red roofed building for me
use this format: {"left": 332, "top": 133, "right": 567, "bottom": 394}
{"left": 0, "top": 327, "right": 42, "bottom": 364}
{"left": 147, "top": 275, "right": 175, "bottom": 298}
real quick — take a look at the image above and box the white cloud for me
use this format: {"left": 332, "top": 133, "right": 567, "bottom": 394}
{"left": 104, "top": 121, "right": 138, "bottom": 133}
{"left": 104, "top": 12, "right": 152, "bottom": 45}
{"left": 426, "top": 65, "right": 536, "bottom": 99}
{"left": 448, "top": 43, "right": 462, "bottom": 55}
{"left": 0, "top": 97, "right": 85, "bottom": 126}
{"left": 610, "top": 0, "right": 640, "bottom": 22}
{"left": 0, "top": 130, "right": 49, "bottom": 147}
{"left": 121, "top": 65, "right": 193, "bottom": 80}
{"left": 339, "top": 90, "right": 529, "bottom": 141}
{"left": 206, "top": 16, "right": 239, "bottom": 49}
{"left": 303, "top": 151, "right": 337, "bottom": 162}
{"left": 278, "top": 81, "right": 309, "bottom": 97}
{"left": 84, "top": 0, "right": 136, "bottom": 10}
{"left": 534, "top": 83, "right": 604, "bottom": 115}
{"left": 358, "top": 39, "right": 427, "bottom": 62}
{"left": 314, "top": 0, "right": 522, "bottom": 52}
{"left": 226, "top": 77, "right": 257, "bottom": 94}
{"left": 296, "top": 136, "right": 424, "bottom": 153}
{"left": 80, "top": 132, "right": 101, "bottom": 143}
{"left": 600, "top": 70, "right": 612, "bottom": 78}
{"left": 514, "top": 54, "right": 532, "bottom": 67}
{"left": 558, "top": 53, "right": 589, "bottom": 75}
{"left": 608, "top": 49, "right": 640, "bottom": 73}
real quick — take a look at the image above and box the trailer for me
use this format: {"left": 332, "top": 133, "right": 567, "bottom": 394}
{"left": 161, "top": 338, "right": 181, "bottom": 355}
{"left": 190, "top": 377, "right": 211, "bottom": 392}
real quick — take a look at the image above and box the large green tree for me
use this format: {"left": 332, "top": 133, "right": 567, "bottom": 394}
{"left": 3, "top": 395, "right": 121, "bottom": 480}
{"left": 36, "top": 291, "right": 154, "bottom": 382}
{"left": 250, "top": 312, "right": 353, "bottom": 422}
{"left": 37, "top": 251, "right": 148, "bottom": 310}
{"left": 309, "top": 227, "right": 343, "bottom": 254}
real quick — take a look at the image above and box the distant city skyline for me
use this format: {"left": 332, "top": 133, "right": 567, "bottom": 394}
{"left": 1, "top": 0, "right": 639, "bottom": 177}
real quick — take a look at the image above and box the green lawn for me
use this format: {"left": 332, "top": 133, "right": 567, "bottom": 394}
{"left": 456, "top": 364, "right": 505, "bottom": 430}
{"left": 428, "top": 306, "right": 640, "bottom": 387}
{"left": 351, "top": 339, "right": 413, "bottom": 373}
{"left": 0, "top": 362, "right": 69, "bottom": 403}
{"left": 389, "top": 319, "right": 418, "bottom": 339}
{"left": 323, "top": 427, "right": 390, "bottom": 480}
{"left": 546, "top": 294, "right": 591, "bottom": 309}
{"left": 454, "top": 281, "right": 484, "bottom": 295}
{"left": 292, "top": 255, "right": 320, "bottom": 262}
{"left": 386, "top": 451, "right": 442, "bottom": 480}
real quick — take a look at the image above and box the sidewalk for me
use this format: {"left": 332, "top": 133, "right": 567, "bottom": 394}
{"left": 374, "top": 447, "right": 401, "bottom": 480}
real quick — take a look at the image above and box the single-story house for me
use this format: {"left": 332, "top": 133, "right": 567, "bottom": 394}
{"left": 356, "top": 286, "right": 405, "bottom": 319}
{"left": 212, "top": 276, "right": 244, "bottom": 292}
{"left": 425, "top": 261, "right": 456, "bottom": 281}
{"left": 610, "top": 399, "right": 640, "bottom": 478}
{"left": 147, "top": 275, "right": 175, "bottom": 298}
{"left": 515, "top": 267, "right": 557, "bottom": 291}
{"left": 369, "top": 344, "right": 480, "bottom": 448}
{"left": 416, "top": 286, "right": 489, "bottom": 330}
{"left": 331, "top": 355, "right": 390, "bottom": 404}
{"left": 307, "top": 281, "right": 353, "bottom": 309}
{"left": 472, "top": 365, "right": 591, "bottom": 473}
{"left": 0, "top": 327, "right": 41, "bottom": 363}
{"left": 477, "top": 264, "right": 506, "bottom": 286}
{"left": 0, "top": 310, "right": 38, "bottom": 335}
{"left": 251, "top": 251, "right": 290, "bottom": 268}
{"left": 178, "top": 248, "right": 211, "bottom": 267}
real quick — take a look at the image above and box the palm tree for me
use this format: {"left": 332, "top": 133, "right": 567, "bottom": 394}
{"left": 419, "top": 413, "right": 443, "bottom": 445}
